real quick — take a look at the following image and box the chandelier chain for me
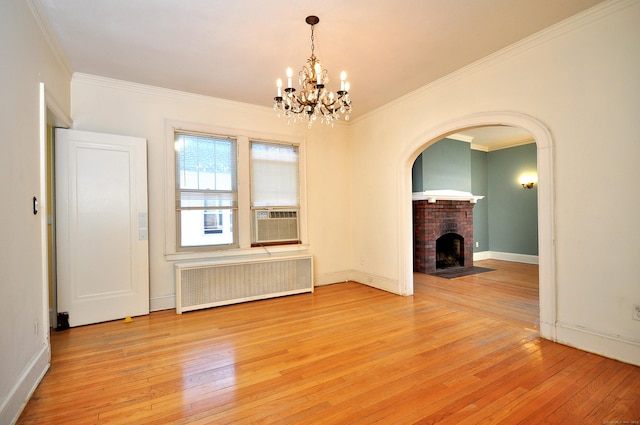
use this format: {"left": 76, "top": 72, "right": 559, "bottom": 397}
{"left": 310, "top": 24, "right": 315, "bottom": 59}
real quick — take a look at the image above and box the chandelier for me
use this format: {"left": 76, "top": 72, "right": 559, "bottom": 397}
{"left": 273, "top": 16, "right": 352, "bottom": 127}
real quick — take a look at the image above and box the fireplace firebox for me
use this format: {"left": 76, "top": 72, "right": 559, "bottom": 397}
{"left": 436, "top": 233, "right": 464, "bottom": 269}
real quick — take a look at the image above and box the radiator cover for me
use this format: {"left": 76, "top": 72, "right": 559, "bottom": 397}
{"left": 175, "top": 253, "right": 313, "bottom": 313}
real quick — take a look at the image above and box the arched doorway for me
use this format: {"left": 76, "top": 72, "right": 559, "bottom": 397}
{"left": 399, "top": 112, "right": 556, "bottom": 341}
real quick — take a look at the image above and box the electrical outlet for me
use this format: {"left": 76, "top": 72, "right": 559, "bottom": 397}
{"left": 475, "top": 241, "right": 479, "bottom": 248}
{"left": 633, "top": 305, "right": 640, "bottom": 321}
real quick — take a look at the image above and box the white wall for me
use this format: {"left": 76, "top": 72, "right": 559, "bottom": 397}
{"left": 349, "top": 0, "right": 640, "bottom": 364}
{"left": 70, "top": 75, "right": 353, "bottom": 311}
{"left": 0, "top": 1, "right": 71, "bottom": 423}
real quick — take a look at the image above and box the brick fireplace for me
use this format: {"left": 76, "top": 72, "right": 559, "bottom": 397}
{"left": 412, "top": 190, "right": 483, "bottom": 274}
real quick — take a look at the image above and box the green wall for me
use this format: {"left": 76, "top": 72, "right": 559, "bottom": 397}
{"left": 471, "top": 149, "right": 489, "bottom": 252}
{"left": 414, "top": 138, "right": 471, "bottom": 192}
{"left": 412, "top": 152, "right": 424, "bottom": 192}
{"left": 413, "top": 138, "right": 537, "bottom": 256}
{"left": 487, "top": 143, "right": 538, "bottom": 255}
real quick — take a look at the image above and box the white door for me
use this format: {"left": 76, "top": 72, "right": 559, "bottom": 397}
{"left": 56, "top": 129, "right": 149, "bottom": 327}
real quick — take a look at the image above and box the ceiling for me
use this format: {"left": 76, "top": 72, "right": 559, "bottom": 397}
{"left": 450, "top": 125, "right": 535, "bottom": 151}
{"left": 34, "top": 0, "right": 604, "bottom": 148}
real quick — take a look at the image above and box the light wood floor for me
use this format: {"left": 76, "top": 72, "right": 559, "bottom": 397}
{"left": 18, "top": 260, "right": 640, "bottom": 424}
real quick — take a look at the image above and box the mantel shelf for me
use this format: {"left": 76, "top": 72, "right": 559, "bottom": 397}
{"left": 412, "top": 190, "right": 485, "bottom": 204}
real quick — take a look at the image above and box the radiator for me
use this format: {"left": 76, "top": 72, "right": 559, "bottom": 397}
{"left": 175, "top": 253, "right": 313, "bottom": 313}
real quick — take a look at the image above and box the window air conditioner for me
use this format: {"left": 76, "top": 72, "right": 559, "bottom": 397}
{"left": 254, "top": 209, "right": 299, "bottom": 243}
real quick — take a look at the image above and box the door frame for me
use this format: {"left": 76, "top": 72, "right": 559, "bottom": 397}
{"left": 39, "top": 83, "right": 72, "bottom": 332}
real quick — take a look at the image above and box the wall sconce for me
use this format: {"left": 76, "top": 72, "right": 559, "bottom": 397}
{"left": 519, "top": 174, "right": 537, "bottom": 189}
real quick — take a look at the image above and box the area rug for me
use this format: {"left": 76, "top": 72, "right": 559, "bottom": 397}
{"left": 428, "top": 266, "right": 495, "bottom": 279}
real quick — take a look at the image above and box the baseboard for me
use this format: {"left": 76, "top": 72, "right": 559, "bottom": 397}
{"left": 555, "top": 322, "right": 640, "bottom": 366}
{"left": 348, "top": 270, "right": 402, "bottom": 295}
{"left": 150, "top": 294, "right": 175, "bottom": 312}
{"left": 0, "top": 343, "right": 50, "bottom": 425}
{"left": 314, "top": 271, "right": 350, "bottom": 287}
{"left": 539, "top": 320, "right": 556, "bottom": 342}
{"left": 474, "top": 251, "right": 539, "bottom": 264}
{"left": 473, "top": 251, "right": 491, "bottom": 261}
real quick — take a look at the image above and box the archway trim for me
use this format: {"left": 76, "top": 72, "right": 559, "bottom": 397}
{"left": 398, "top": 111, "right": 556, "bottom": 341}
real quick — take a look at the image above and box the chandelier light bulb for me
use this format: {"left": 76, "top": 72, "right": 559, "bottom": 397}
{"left": 286, "top": 67, "right": 293, "bottom": 88}
{"left": 276, "top": 78, "right": 282, "bottom": 97}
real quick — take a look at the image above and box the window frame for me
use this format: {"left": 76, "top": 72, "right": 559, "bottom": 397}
{"left": 174, "top": 131, "right": 238, "bottom": 251}
{"left": 165, "top": 121, "right": 308, "bottom": 261}
{"left": 250, "top": 139, "right": 301, "bottom": 245}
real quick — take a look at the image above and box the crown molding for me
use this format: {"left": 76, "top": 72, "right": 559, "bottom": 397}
{"left": 71, "top": 73, "right": 351, "bottom": 128}
{"left": 450, "top": 132, "right": 535, "bottom": 152}
{"left": 72, "top": 73, "right": 261, "bottom": 109}
{"left": 26, "top": 0, "right": 73, "bottom": 78}
{"left": 484, "top": 137, "right": 536, "bottom": 152}
{"left": 447, "top": 133, "right": 474, "bottom": 143}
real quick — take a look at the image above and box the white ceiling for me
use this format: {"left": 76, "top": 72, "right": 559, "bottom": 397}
{"left": 34, "top": 0, "right": 604, "bottom": 147}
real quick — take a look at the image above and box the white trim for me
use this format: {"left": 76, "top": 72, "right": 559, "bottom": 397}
{"left": 473, "top": 250, "right": 540, "bottom": 264}
{"left": 26, "top": 0, "right": 73, "bottom": 78}
{"left": 165, "top": 243, "right": 311, "bottom": 262}
{"left": 150, "top": 295, "right": 175, "bottom": 312}
{"left": 556, "top": 322, "right": 640, "bottom": 366}
{"left": 38, "top": 83, "right": 51, "bottom": 343}
{"left": 470, "top": 144, "right": 489, "bottom": 152}
{"left": 412, "top": 190, "right": 484, "bottom": 204}
{"left": 0, "top": 343, "right": 50, "bottom": 425}
{"left": 314, "top": 271, "right": 350, "bottom": 286}
{"left": 44, "top": 87, "right": 72, "bottom": 129}
{"left": 473, "top": 251, "right": 491, "bottom": 261}
{"left": 483, "top": 138, "right": 536, "bottom": 152}
{"left": 73, "top": 73, "right": 261, "bottom": 110}
{"left": 452, "top": 132, "right": 536, "bottom": 152}
{"left": 447, "top": 133, "right": 474, "bottom": 143}
{"left": 348, "top": 270, "right": 402, "bottom": 295}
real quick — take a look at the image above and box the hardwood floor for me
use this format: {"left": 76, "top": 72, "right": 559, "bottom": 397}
{"left": 18, "top": 260, "right": 639, "bottom": 424}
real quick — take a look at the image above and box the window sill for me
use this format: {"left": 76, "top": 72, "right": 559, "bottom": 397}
{"left": 165, "top": 243, "right": 310, "bottom": 262}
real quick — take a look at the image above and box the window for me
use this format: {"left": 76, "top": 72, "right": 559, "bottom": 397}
{"left": 251, "top": 141, "right": 300, "bottom": 244}
{"left": 250, "top": 141, "right": 299, "bottom": 207}
{"left": 169, "top": 124, "right": 305, "bottom": 256}
{"left": 175, "top": 132, "right": 237, "bottom": 250}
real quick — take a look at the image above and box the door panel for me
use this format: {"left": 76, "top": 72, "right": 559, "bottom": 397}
{"left": 56, "top": 129, "right": 149, "bottom": 327}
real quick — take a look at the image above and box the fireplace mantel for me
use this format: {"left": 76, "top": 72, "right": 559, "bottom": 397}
{"left": 412, "top": 190, "right": 484, "bottom": 204}
{"left": 412, "top": 192, "right": 480, "bottom": 273}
